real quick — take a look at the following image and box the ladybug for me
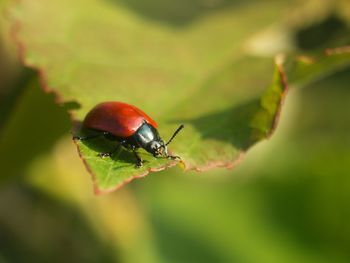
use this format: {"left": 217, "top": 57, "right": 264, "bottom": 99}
{"left": 73, "top": 101, "right": 184, "bottom": 167}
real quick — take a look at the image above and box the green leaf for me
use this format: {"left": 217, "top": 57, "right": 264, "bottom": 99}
{"left": 10, "top": 0, "right": 349, "bottom": 192}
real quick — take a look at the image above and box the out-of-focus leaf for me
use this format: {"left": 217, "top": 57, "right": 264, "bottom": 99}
{"left": 0, "top": 185, "right": 118, "bottom": 262}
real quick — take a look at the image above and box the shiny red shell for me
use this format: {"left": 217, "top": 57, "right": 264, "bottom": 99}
{"left": 83, "top": 101, "right": 158, "bottom": 137}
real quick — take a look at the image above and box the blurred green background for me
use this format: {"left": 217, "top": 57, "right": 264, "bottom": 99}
{"left": 1, "top": 0, "right": 350, "bottom": 262}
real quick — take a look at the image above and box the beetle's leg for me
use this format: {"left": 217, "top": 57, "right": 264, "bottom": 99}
{"left": 73, "top": 131, "right": 111, "bottom": 141}
{"left": 99, "top": 143, "right": 121, "bottom": 158}
{"left": 133, "top": 150, "right": 143, "bottom": 168}
{"left": 73, "top": 134, "right": 100, "bottom": 141}
{"left": 103, "top": 132, "right": 117, "bottom": 141}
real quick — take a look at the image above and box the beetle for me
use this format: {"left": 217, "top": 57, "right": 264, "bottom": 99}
{"left": 73, "top": 101, "right": 184, "bottom": 167}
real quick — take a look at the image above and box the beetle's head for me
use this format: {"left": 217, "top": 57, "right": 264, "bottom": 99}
{"left": 149, "top": 140, "right": 168, "bottom": 157}
{"left": 148, "top": 124, "right": 184, "bottom": 158}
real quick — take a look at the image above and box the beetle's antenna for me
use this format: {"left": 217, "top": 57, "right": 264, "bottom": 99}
{"left": 166, "top": 124, "right": 184, "bottom": 146}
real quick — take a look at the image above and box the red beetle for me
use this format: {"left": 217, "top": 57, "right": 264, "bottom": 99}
{"left": 74, "top": 101, "right": 184, "bottom": 167}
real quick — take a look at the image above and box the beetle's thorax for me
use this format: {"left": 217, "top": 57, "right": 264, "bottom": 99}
{"left": 133, "top": 122, "right": 167, "bottom": 157}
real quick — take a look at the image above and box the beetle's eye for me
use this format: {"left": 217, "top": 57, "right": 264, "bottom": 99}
{"left": 150, "top": 141, "right": 160, "bottom": 151}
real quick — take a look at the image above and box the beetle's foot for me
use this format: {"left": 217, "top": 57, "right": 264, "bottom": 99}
{"left": 135, "top": 161, "right": 143, "bottom": 168}
{"left": 99, "top": 152, "right": 111, "bottom": 158}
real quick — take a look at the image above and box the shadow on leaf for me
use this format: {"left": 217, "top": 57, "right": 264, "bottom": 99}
{"left": 173, "top": 63, "right": 286, "bottom": 152}
{"left": 107, "top": 0, "right": 256, "bottom": 27}
{"left": 176, "top": 99, "right": 263, "bottom": 150}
